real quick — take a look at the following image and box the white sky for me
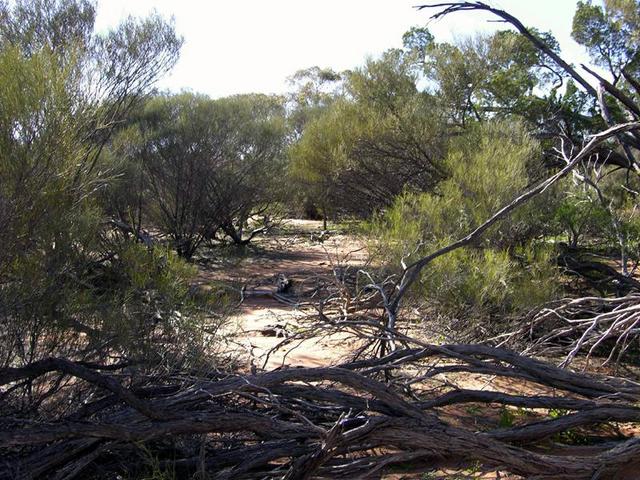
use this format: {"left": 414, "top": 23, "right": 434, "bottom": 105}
{"left": 95, "top": 0, "right": 592, "bottom": 99}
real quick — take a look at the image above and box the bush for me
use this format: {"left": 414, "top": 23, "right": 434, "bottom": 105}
{"left": 288, "top": 50, "right": 448, "bottom": 219}
{"left": 0, "top": 1, "right": 226, "bottom": 375}
{"left": 109, "top": 92, "right": 287, "bottom": 257}
{"left": 368, "top": 119, "right": 559, "bottom": 324}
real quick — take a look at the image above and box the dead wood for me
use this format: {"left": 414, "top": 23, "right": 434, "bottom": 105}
{"left": 506, "top": 294, "right": 640, "bottom": 369}
{"left": 2, "top": 341, "right": 640, "bottom": 479}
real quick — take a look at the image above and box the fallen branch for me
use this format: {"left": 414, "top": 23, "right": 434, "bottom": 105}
{"left": 3, "top": 342, "right": 640, "bottom": 479}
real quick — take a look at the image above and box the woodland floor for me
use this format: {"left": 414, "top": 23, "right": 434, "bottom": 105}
{"left": 195, "top": 219, "right": 368, "bottom": 370}
{"left": 191, "top": 220, "right": 638, "bottom": 480}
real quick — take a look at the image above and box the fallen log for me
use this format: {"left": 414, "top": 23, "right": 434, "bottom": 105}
{"left": 2, "top": 343, "right": 640, "bottom": 479}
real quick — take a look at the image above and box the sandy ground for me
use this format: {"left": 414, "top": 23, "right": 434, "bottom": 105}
{"left": 193, "top": 219, "right": 638, "bottom": 480}
{"left": 196, "top": 219, "right": 368, "bottom": 370}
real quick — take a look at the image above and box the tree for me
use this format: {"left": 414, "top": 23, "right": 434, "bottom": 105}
{"left": 424, "top": 29, "right": 562, "bottom": 127}
{"left": 286, "top": 66, "right": 344, "bottom": 140}
{"left": 572, "top": 0, "right": 640, "bottom": 83}
{"left": 132, "top": 93, "right": 225, "bottom": 258}
{"left": 402, "top": 25, "right": 434, "bottom": 64}
{"left": 290, "top": 49, "right": 449, "bottom": 219}
{"left": 0, "top": 0, "right": 188, "bottom": 368}
{"left": 0, "top": 0, "right": 95, "bottom": 56}
{"left": 284, "top": 66, "right": 345, "bottom": 220}
{"left": 125, "top": 92, "right": 286, "bottom": 257}
{"left": 206, "top": 94, "right": 287, "bottom": 245}
{"left": 289, "top": 27, "right": 569, "bottom": 221}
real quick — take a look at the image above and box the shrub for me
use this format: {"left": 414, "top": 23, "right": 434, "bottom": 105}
{"left": 368, "top": 119, "right": 559, "bottom": 323}
{"left": 0, "top": 1, "right": 225, "bottom": 375}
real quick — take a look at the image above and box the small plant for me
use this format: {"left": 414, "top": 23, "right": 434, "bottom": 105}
{"left": 135, "top": 444, "right": 177, "bottom": 480}
{"left": 548, "top": 409, "right": 593, "bottom": 445}
{"left": 498, "top": 407, "right": 515, "bottom": 428}
{"left": 465, "top": 405, "right": 482, "bottom": 416}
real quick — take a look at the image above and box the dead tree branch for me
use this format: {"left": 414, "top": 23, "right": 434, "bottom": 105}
{"left": 3, "top": 342, "right": 640, "bottom": 479}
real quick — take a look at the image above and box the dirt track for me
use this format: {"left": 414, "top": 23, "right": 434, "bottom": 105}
{"left": 196, "top": 219, "right": 368, "bottom": 369}
{"left": 191, "top": 220, "right": 640, "bottom": 479}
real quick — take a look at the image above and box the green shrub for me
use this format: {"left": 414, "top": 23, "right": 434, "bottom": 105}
{"left": 552, "top": 186, "right": 613, "bottom": 248}
{"left": 368, "top": 119, "right": 559, "bottom": 322}
{"left": 0, "top": 2, "right": 223, "bottom": 373}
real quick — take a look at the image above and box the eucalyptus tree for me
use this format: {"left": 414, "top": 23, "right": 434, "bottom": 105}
{"left": 284, "top": 66, "right": 346, "bottom": 220}
{"left": 131, "top": 93, "right": 225, "bottom": 258}
{"left": 209, "top": 93, "right": 287, "bottom": 245}
{"left": 572, "top": 0, "right": 640, "bottom": 86}
{"left": 290, "top": 49, "right": 448, "bottom": 220}
{"left": 422, "top": 28, "right": 563, "bottom": 129}
{"left": 286, "top": 66, "right": 345, "bottom": 140}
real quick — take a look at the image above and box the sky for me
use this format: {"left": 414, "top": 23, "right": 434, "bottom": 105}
{"left": 95, "top": 0, "right": 592, "bottom": 99}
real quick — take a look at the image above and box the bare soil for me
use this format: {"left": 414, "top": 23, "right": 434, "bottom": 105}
{"left": 193, "top": 219, "right": 639, "bottom": 479}
{"left": 195, "top": 219, "right": 368, "bottom": 370}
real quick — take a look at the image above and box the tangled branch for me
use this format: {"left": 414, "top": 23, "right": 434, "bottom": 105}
{"left": 3, "top": 341, "right": 640, "bottom": 479}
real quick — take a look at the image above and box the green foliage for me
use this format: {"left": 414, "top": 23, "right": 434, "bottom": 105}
{"left": 409, "top": 241, "right": 558, "bottom": 319}
{"left": 110, "top": 91, "right": 287, "bottom": 256}
{"left": 134, "top": 443, "right": 177, "bottom": 480}
{"left": 370, "top": 120, "right": 548, "bottom": 246}
{"left": 0, "top": 0, "right": 95, "bottom": 55}
{"left": 288, "top": 27, "right": 572, "bottom": 224}
{"left": 368, "top": 120, "right": 559, "bottom": 320}
{"left": 289, "top": 49, "right": 448, "bottom": 218}
{"left": 289, "top": 98, "right": 355, "bottom": 184}
{"left": 553, "top": 186, "right": 612, "bottom": 248}
{"left": 286, "top": 66, "right": 344, "bottom": 139}
{"left": 0, "top": 0, "right": 201, "bottom": 369}
{"left": 498, "top": 407, "right": 515, "bottom": 428}
{"left": 6, "top": 235, "right": 213, "bottom": 365}
{"left": 424, "top": 29, "right": 561, "bottom": 126}
{"left": 547, "top": 409, "right": 594, "bottom": 445}
{"left": 572, "top": 0, "right": 640, "bottom": 80}
{"left": 94, "top": 242, "right": 221, "bottom": 365}
{"left": 402, "top": 25, "right": 434, "bottom": 64}
{"left": 549, "top": 165, "right": 640, "bottom": 275}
